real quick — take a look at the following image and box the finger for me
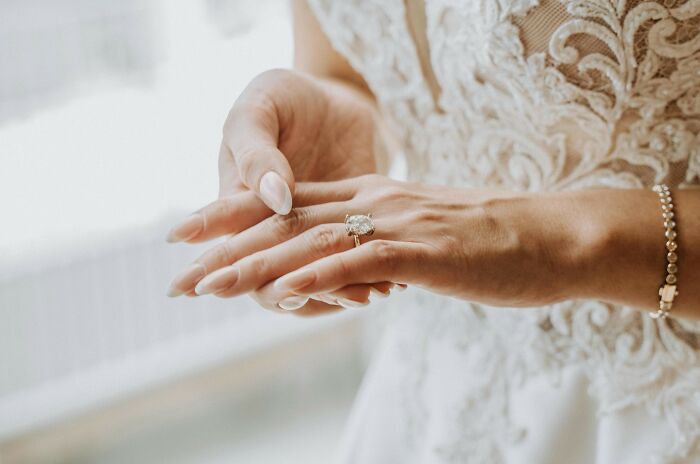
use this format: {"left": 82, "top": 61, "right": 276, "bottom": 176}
{"left": 218, "top": 142, "right": 245, "bottom": 197}
{"left": 254, "top": 281, "right": 393, "bottom": 316}
{"left": 169, "top": 203, "right": 347, "bottom": 297}
{"left": 311, "top": 281, "right": 393, "bottom": 305}
{"left": 274, "top": 240, "right": 429, "bottom": 295}
{"left": 166, "top": 180, "right": 357, "bottom": 246}
{"left": 368, "top": 281, "right": 395, "bottom": 298}
{"left": 206, "top": 220, "right": 399, "bottom": 299}
{"left": 198, "top": 216, "right": 400, "bottom": 298}
{"left": 204, "top": 223, "right": 352, "bottom": 298}
{"left": 166, "top": 191, "right": 271, "bottom": 244}
{"left": 250, "top": 285, "right": 344, "bottom": 317}
{"left": 292, "top": 180, "right": 358, "bottom": 207}
{"left": 223, "top": 89, "right": 294, "bottom": 215}
{"left": 327, "top": 284, "right": 372, "bottom": 308}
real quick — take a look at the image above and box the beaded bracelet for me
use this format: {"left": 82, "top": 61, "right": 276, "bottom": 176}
{"left": 650, "top": 184, "right": 679, "bottom": 320}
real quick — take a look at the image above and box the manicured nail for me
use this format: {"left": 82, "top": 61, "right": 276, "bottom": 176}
{"left": 166, "top": 214, "right": 203, "bottom": 243}
{"left": 274, "top": 269, "right": 316, "bottom": 292}
{"left": 278, "top": 295, "right": 309, "bottom": 311}
{"left": 336, "top": 297, "right": 369, "bottom": 308}
{"left": 167, "top": 263, "right": 206, "bottom": 297}
{"left": 195, "top": 267, "right": 239, "bottom": 295}
{"left": 370, "top": 287, "right": 390, "bottom": 299}
{"left": 259, "top": 171, "right": 292, "bottom": 215}
{"left": 312, "top": 294, "right": 337, "bottom": 305}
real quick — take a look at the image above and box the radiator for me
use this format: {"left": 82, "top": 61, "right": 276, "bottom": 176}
{"left": 0, "top": 224, "right": 352, "bottom": 441}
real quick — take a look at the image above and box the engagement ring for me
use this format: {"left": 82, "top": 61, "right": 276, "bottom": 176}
{"left": 345, "top": 214, "right": 374, "bottom": 247}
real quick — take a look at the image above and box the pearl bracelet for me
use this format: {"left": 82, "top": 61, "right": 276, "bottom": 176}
{"left": 650, "top": 184, "right": 679, "bottom": 320}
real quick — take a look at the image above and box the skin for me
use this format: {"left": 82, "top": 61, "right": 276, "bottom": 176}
{"left": 167, "top": 0, "right": 700, "bottom": 319}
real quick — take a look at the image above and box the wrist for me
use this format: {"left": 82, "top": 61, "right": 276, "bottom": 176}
{"left": 553, "top": 189, "right": 664, "bottom": 308}
{"left": 478, "top": 190, "right": 590, "bottom": 305}
{"left": 517, "top": 191, "right": 596, "bottom": 303}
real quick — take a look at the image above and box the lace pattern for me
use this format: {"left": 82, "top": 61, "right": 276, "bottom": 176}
{"left": 308, "top": 1, "right": 700, "bottom": 462}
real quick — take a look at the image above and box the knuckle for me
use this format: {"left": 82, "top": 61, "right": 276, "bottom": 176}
{"left": 232, "top": 145, "right": 257, "bottom": 175}
{"left": 269, "top": 208, "right": 309, "bottom": 237}
{"left": 308, "top": 225, "right": 341, "bottom": 255}
{"left": 200, "top": 241, "right": 236, "bottom": 269}
{"left": 369, "top": 240, "right": 398, "bottom": 267}
{"left": 244, "top": 254, "right": 270, "bottom": 279}
{"left": 219, "top": 241, "right": 237, "bottom": 264}
{"left": 330, "top": 254, "right": 352, "bottom": 278}
{"left": 218, "top": 197, "right": 239, "bottom": 221}
{"left": 353, "top": 174, "right": 385, "bottom": 196}
{"left": 406, "top": 208, "right": 441, "bottom": 225}
{"left": 377, "top": 185, "right": 407, "bottom": 203}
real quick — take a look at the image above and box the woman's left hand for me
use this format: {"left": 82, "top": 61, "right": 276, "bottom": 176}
{"left": 168, "top": 174, "right": 586, "bottom": 315}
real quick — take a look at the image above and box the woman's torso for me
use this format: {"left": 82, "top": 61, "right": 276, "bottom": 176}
{"left": 307, "top": 1, "right": 700, "bottom": 462}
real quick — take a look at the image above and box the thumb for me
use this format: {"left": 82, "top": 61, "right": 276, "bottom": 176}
{"left": 222, "top": 100, "right": 295, "bottom": 215}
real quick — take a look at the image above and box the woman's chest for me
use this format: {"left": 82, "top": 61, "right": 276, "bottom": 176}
{"left": 310, "top": 0, "right": 700, "bottom": 190}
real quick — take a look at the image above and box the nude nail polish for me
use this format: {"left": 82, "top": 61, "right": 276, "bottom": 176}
{"left": 259, "top": 171, "right": 292, "bottom": 215}
{"left": 274, "top": 269, "right": 317, "bottom": 292}
{"left": 312, "top": 294, "right": 336, "bottom": 305}
{"left": 167, "top": 263, "right": 206, "bottom": 297}
{"left": 336, "top": 297, "right": 369, "bottom": 308}
{"left": 195, "top": 267, "right": 239, "bottom": 295}
{"left": 278, "top": 295, "right": 309, "bottom": 311}
{"left": 166, "top": 214, "right": 203, "bottom": 243}
{"left": 370, "top": 287, "right": 390, "bottom": 298}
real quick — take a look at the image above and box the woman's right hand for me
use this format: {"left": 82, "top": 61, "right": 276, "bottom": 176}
{"left": 216, "top": 68, "right": 379, "bottom": 216}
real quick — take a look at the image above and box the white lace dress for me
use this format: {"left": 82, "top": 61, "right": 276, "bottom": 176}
{"left": 307, "top": 1, "right": 700, "bottom": 463}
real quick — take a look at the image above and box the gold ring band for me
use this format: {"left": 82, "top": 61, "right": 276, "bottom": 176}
{"left": 345, "top": 213, "right": 375, "bottom": 248}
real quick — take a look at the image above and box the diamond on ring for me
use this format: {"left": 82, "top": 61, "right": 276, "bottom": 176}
{"left": 345, "top": 214, "right": 374, "bottom": 247}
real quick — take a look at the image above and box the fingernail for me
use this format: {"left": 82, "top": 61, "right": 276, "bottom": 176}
{"left": 166, "top": 214, "right": 204, "bottom": 243}
{"left": 167, "top": 263, "right": 206, "bottom": 297}
{"left": 259, "top": 171, "right": 292, "bottom": 215}
{"left": 336, "top": 297, "right": 369, "bottom": 308}
{"left": 369, "top": 287, "right": 390, "bottom": 299}
{"left": 396, "top": 284, "right": 408, "bottom": 292}
{"left": 278, "top": 295, "right": 309, "bottom": 311}
{"left": 195, "top": 266, "right": 239, "bottom": 295}
{"left": 274, "top": 269, "right": 316, "bottom": 292}
{"left": 312, "top": 294, "right": 337, "bottom": 305}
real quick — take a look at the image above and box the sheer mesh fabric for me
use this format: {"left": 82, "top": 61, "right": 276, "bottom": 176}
{"left": 513, "top": 0, "right": 699, "bottom": 94}
{"left": 509, "top": 0, "right": 699, "bottom": 187}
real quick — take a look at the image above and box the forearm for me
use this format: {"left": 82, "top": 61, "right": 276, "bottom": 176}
{"left": 548, "top": 188, "right": 700, "bottom": 319}
{"left": 292, "top": 0, "right": 373, "bottom": 98}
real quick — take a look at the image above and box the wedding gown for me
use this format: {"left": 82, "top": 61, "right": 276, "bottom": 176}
{"left": 307, "top": 1, "right": 700, "bottom": 462}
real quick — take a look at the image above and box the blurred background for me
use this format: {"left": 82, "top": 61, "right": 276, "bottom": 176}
{"left": 0, "top": 1, "right": 374, "bottom": 462}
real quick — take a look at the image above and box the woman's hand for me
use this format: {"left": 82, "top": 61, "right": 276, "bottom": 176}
{"left": 165, "top": 179, "right": 402, "bottom": 310}
{"left": 170, "top": 175, "right": 589, "bottom": 315}
{"left": 215, "top": 68, "right": 378, "bottom": 216}
{"left": 164, "top": 69, "right": 388, "bottom": 301}
{"left": 166, "top": 68, "right": 378, "bottom": 243}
